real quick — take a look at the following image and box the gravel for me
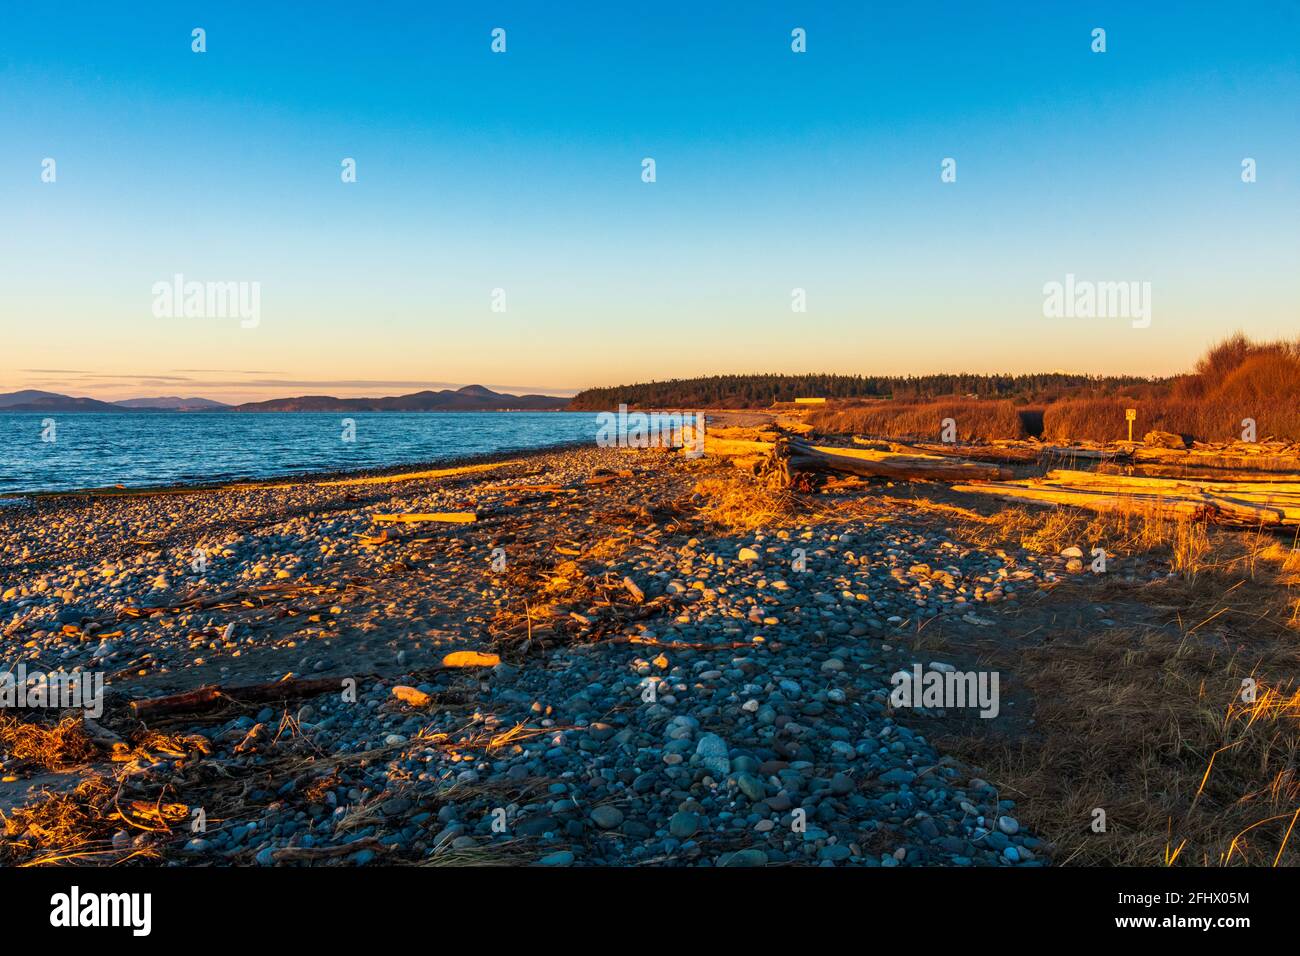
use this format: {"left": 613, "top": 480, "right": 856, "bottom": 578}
{"left": 0, "top": 445, "right": 1062, "bottom": 866}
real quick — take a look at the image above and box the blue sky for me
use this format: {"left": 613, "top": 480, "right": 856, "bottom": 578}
{"left": 1, "top": 1, "right": 1296, "bottom": 401}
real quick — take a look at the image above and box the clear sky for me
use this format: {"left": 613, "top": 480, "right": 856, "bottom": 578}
{"left": 1, "top": 1, "right": 1296, "bottom": 402}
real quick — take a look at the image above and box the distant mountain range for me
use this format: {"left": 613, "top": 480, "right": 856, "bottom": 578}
{"left": 113, "top": 396, "right": 232, "bottom": 411}
{"left": 234, "top": 384, "right": 568, "bottom": 411}
{"left": 0, "top": 389, "right": 128, "bottom": 412}
{"left": 0, "top": 385, "right": 570, "bottom": 413}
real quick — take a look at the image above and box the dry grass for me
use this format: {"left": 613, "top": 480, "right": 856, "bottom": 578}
{"left": 958, "top": 501, "right": 1213, "bottom": 573}
{"left": 810, "top": 400, "right": 1025, "bottom": 442}
{"left": 1, "top": 776, "right": 133, "bottom": 866}
{"left": 804, "top": 335, "right": 1300, "bottom": 445}
{"left": 691, "top": 475, "right": 803, "bottom": 532}
{"left": 943, "top": 625, "right": 1300, "bottom": 866}
{"left": 0, "top": 774, "right": 189, "bottom": 867}
{"left": 1043, "top": 335, "right": 1300, "bottom": 442}
{"left": 418, "top": 838, "right": 538, "bottom": 866}
{"left": 942, "top": 500, "right": 1300, "bottom": 866}
{"left": 0, "top": 714, "right": 213, "bottom": 866}
{"left": 1040, "top": 397, "right": 1297, "bottom": 443}
{"left": 690, "top": 471, "right": 891, "bottom": 534}
{"left": 1, "top": 709, "right": 563, "bottom": 867}
{"left": 0, "top": 714, "right": 99, "bottom": 771}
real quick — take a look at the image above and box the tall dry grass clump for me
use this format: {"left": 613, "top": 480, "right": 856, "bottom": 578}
{"left": 811, "top": 400, "right": 1024, "bottom": 442}
{"left": 1043, "top": 334, "right": 1300, "bottom": 442}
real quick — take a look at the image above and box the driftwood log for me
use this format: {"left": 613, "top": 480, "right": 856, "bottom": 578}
{"left": 1099, "top": 463, "right": 1300, "bottom": 483}
{"left": 757, "top": 437, "right": 1011, "bottom": 487}
{"left": 1132, "top": 446, "right": 1300, "bottom": 472}
{"left": 129, "top": 675, "right": 359, "bottom": 719}
{"left": 953, "top": 469, "right": 1300, "bottom": 527}
{"left": 876, "top": 441, "right": 1044, "bottom": 464}
{"left": 127, "top": 648, "right": 500, "bottom": 719}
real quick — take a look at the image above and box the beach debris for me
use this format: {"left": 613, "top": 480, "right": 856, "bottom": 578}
{"left": 391, "top": 685, "right": 434, "bottom": 707}
{"left": 869, "top": 438, "right": 1043, "bottom": 464}
{"left": 372, "top": 512, "right": 478, "bottom": 524}
{"left": 1132, "top": 440, "right": 1300, "bottom": 472}
{"left": 622, "top": 576, "right": 645, "bottom": 603}
{"left": 1100, "top": 464, "right": 1300, "bottom": 482}
{"left": 441, "top": 651, "right": 500, "bottom": 668}
{"left": 320, "top": 459, "right": 523, "bottom": 487}
{"left": 129, "top": 675, "right": 356, "bottom": 719}
{"left": 1142, "top": 430, "right": 1187, "bottom": 449}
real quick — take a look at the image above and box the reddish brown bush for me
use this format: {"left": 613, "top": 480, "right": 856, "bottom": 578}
{"left": 1043, "top": 335, "right": 1300, "bottom": 442}
{"left": 811, "top": 400, "right": 1024, "bottom": 442}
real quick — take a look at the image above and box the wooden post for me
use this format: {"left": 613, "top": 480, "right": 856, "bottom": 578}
{"left": 1125, "top": 407, "right": 1136, "bottom": 443}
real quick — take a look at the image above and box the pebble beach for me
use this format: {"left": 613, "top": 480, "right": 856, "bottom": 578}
{"left": 0, "top": 443, "right": 1068, "bottom": 867}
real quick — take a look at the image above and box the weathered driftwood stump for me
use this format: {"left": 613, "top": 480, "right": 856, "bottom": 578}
{"left": 759, "top": 438, "right": 793, "bottom": 489}
{"left": 758, "top": 439, "right": 825, "bottom": 491}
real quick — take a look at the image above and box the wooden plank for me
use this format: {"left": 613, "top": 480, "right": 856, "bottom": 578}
{"left": 1039, "top": 471, "right": 1300, "bottom": 509}
{"left": 1099, "top": 464, "right": 1300, "bottom": 483}
{"left": 952, "top": 478, "right": 1299, "bottom": 526}
{"left": 1132, "top": 448, "right": 1300, "bottom": 471}
{"left": 321, "top": 460, "right": 521, "bottom": 487}
{"left": 705, "top": 435, "right": 963, "bottom": 466}
{"left": 372, "top": 512, "right": 477, "bottom": 524}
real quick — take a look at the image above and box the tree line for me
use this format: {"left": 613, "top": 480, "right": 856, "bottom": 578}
{"left": 568, "top": 372, "right": 1160, "bottom": 410}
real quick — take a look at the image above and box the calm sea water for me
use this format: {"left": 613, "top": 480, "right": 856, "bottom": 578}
{"left": 0, "top": 412, "right": 603, "bottom": 494}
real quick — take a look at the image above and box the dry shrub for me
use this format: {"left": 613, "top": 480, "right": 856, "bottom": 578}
{"left": 811, "top": 400, "right": 1025, "bottom": 442}
{"left": 1041, "top": 397, "right": 1293, "bottom": 443}
{"left": 1192, "top": 332, "right": 1300, "bottom": 398}
{"left": 1043, "top": 335, "right": 1300, "bottom": 442}
{"left": 1040, "top": 398, "right": 1132, "bottom": 443}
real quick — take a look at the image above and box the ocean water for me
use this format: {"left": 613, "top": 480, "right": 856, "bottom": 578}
{"left": 0, "top": 412, "right": 603, "bottom": 494}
